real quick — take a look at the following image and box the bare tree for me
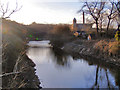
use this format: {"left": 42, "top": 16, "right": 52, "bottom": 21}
{"left": 106, "top": 1, "right": 118, "bottom": 35}
{"left": 0, "top": 1, "right": 22, "bottom": 19}
{"left": 98, "top": 11, "right": 106, "bottom": 32}
{"left": 115, "top": 1, "right": 120, "bottom": 13}
{"left": 78, "top": 1, "right": 106, "bottom": 36}
{"left": 115, "top": 1, "right": 120, "bottom": 26}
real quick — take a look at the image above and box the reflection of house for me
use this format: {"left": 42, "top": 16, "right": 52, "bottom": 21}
{"left": 71, "top": 12, "right": 93, "bottom": 32}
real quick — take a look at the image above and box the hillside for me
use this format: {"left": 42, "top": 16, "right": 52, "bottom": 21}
{"left": 27, "top": 23, "right": 55, "bottom": 33}
{"left": 2, "top": 19, "right": 41, "bottom": 89}
{"left": 26, "top": 23, "right": 55, "bottom": 40}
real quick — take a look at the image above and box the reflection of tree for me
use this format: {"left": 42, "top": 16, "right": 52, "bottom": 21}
{"left": 92, "top": 66, "right": 116, "bottom": 89}
{"left": 115, "top": 70, "right": 120, "bottom": 87}
{"left": 105, "top": 69, "right": 120, "bottom": 88}
{"left": 92, "top": 66, "right": 99, "bottom": 88}
{"left": 52, "top": 48, "right": 70, "bottom": 67}
{"left": 105, "top": 69, "right": 110, "bottom": 88}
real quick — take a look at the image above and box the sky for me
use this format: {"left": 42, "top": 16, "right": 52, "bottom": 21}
{"left": 1, "top": 0, "right": 86, "bottom": 24}
{"left": 1, "top": 0, "right": 119, "bottom": 25}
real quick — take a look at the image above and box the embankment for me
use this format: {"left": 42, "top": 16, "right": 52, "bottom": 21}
{"left": 63, "top": 39, "right": 120, "bottom": 68}
{"left": 2, "top": 19, "right": 41, "bottom": 89}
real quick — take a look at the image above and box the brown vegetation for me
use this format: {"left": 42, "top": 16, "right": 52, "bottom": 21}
{"left": 26, "top": 23, "right": 55, "bottom": 40}
{"left": 50, "top": 24, "right": 73, "bottom": 48}
{"left": 94, "top": 40, "right": 119, "bottom": 57}
{"left": 2, "top": 19, "right": 41, "bottom": 89}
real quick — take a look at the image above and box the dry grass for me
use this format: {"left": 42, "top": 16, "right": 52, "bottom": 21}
{"left": 94, "top": 40, "right": 119, "bottom": 56}
{"left": 94, "top": 40, "right": 109, "bottom": 53}
{"left": 108, "top": 41, "right": 119, "bottom": 56}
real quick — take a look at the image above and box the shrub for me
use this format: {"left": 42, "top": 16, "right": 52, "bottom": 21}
{"left": 50, "top": 24, "right": 72, "bottom": 48}
{"left": 52, "top": 24, "right": 71, "bottom": 35}
{"left": 108, "top": 41, "right": 119, "bottom": 56}
{"left": 94, "top": 40, "right": 109, "bottom": 53}
{"left": 94, "top": 40, "right": 119, "bottom": 57}
{"left": 115, "top": 30, "right": 120, "bottom": 41}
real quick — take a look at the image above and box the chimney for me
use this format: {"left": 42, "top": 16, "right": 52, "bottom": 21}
{"left": 83, "top": 11, "right": 85, "bottom": 24}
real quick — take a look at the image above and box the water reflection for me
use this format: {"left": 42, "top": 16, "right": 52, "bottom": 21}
{"left": 52, "top": 48, "right": 72, "bottom": 68}
{"left": 27, "top": 45, "right": 120, "bottom": 88}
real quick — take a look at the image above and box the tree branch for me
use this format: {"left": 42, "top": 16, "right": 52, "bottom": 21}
{"left": 0, "top": 1, "right": 22, "bottom": 19}
{"left": 1, "top": 72, "right": 21, "bottom": 77}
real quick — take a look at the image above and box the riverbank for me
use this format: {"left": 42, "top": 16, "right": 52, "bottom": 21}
{"left": 63, "top": 39, "right": 120, "bottom": 68}
{"left": 2, "top": 52, "right": 41, "bottom": 89}
{"left": 2, "top": 19, "right": 41, "bottom": 89}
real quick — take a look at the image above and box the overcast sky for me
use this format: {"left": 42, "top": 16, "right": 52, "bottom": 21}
{"left": 1, "top": 0, "right": 86, "bottom": 24}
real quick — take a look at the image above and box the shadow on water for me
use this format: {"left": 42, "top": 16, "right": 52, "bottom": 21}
{"left": 27, "top": 41, "right": 120, "bottom": 88}
{"left": 52, "top": 47, "right": 120, "bottom": 88}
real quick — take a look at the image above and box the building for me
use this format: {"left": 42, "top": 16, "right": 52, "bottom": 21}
{"left": 71, "top": 12, "right": 93, "bottom": 32}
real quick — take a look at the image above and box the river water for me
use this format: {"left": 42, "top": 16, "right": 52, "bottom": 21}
{"left": 26, "top": 41, "right": 120, "bottom": 88}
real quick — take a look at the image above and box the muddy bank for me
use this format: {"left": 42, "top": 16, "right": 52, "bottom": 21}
{"left": 2, "top": 52, "right": 41, "bottom": 89}
{"left": 63, "top": 39, "right": 120, "bottom": 68}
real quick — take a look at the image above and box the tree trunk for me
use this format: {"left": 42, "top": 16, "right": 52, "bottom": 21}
{"left": 96, "top": 20, "right": 99, "bottom": 37}
{"left": 106, "top": 18, "right": 111, "bottom": 36}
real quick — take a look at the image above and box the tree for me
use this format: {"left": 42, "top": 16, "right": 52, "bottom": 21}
{"left": 50, "top": 25, "right": 71, "bottom": 48}
{"left": 106, "top": 1, "right": 118, "bottom": 35}
{"left": 115, "top": 1, "right": 120, "bottom": 14}
{"left": 78, "top": 1, "right": 106, "bottom": 36}
{"left": 0, "top": 1, "right": 22, "bottom": 19}
{"left": 115, "top": 1, "right": 120, "bottom": 26}
{"left": 98, "top": 11, "right": 106, "bottom": 32}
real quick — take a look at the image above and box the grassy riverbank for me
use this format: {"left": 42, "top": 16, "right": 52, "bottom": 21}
{"left": 2, "top": 19, "right": 41, "bottom": 89}
{"left": 63, "top": 39, "right": 120, "bottom": 68}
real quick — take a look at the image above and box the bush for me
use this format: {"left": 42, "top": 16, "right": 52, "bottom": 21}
{"left": 52, "top": 24, "right": 71, "bottom": 35}
{"left": 94, "top": 40, "right": 109, "bottom": 53}
{"left": 109, "top": 41, "right": 119, "bottom": 56}
{"left": 94, "top": 40, "right": 119, "bottom": 57}
{"left": 50, "top": 24, "right": 72, "bottom": 48}
{"left": 115, "top": 30, "right": 120, "bottom": 41}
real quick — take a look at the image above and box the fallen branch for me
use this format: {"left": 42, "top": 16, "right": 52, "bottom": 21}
{"left": 1, "top": 72, "right": 21, "bottom": 77}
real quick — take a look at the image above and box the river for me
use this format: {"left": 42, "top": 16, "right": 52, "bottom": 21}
{"left": 26, "top": 40, "right": 120, "bottom": 88}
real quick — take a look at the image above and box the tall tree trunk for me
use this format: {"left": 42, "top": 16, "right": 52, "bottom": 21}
{"left": 100, "top": 22, "right": 103, "bottom": 32}
{"left": 106, "top": 18, "right": 111, "bottom": 36}
{"left": 96, "top": 20, "right": 99, "bottom": 37}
